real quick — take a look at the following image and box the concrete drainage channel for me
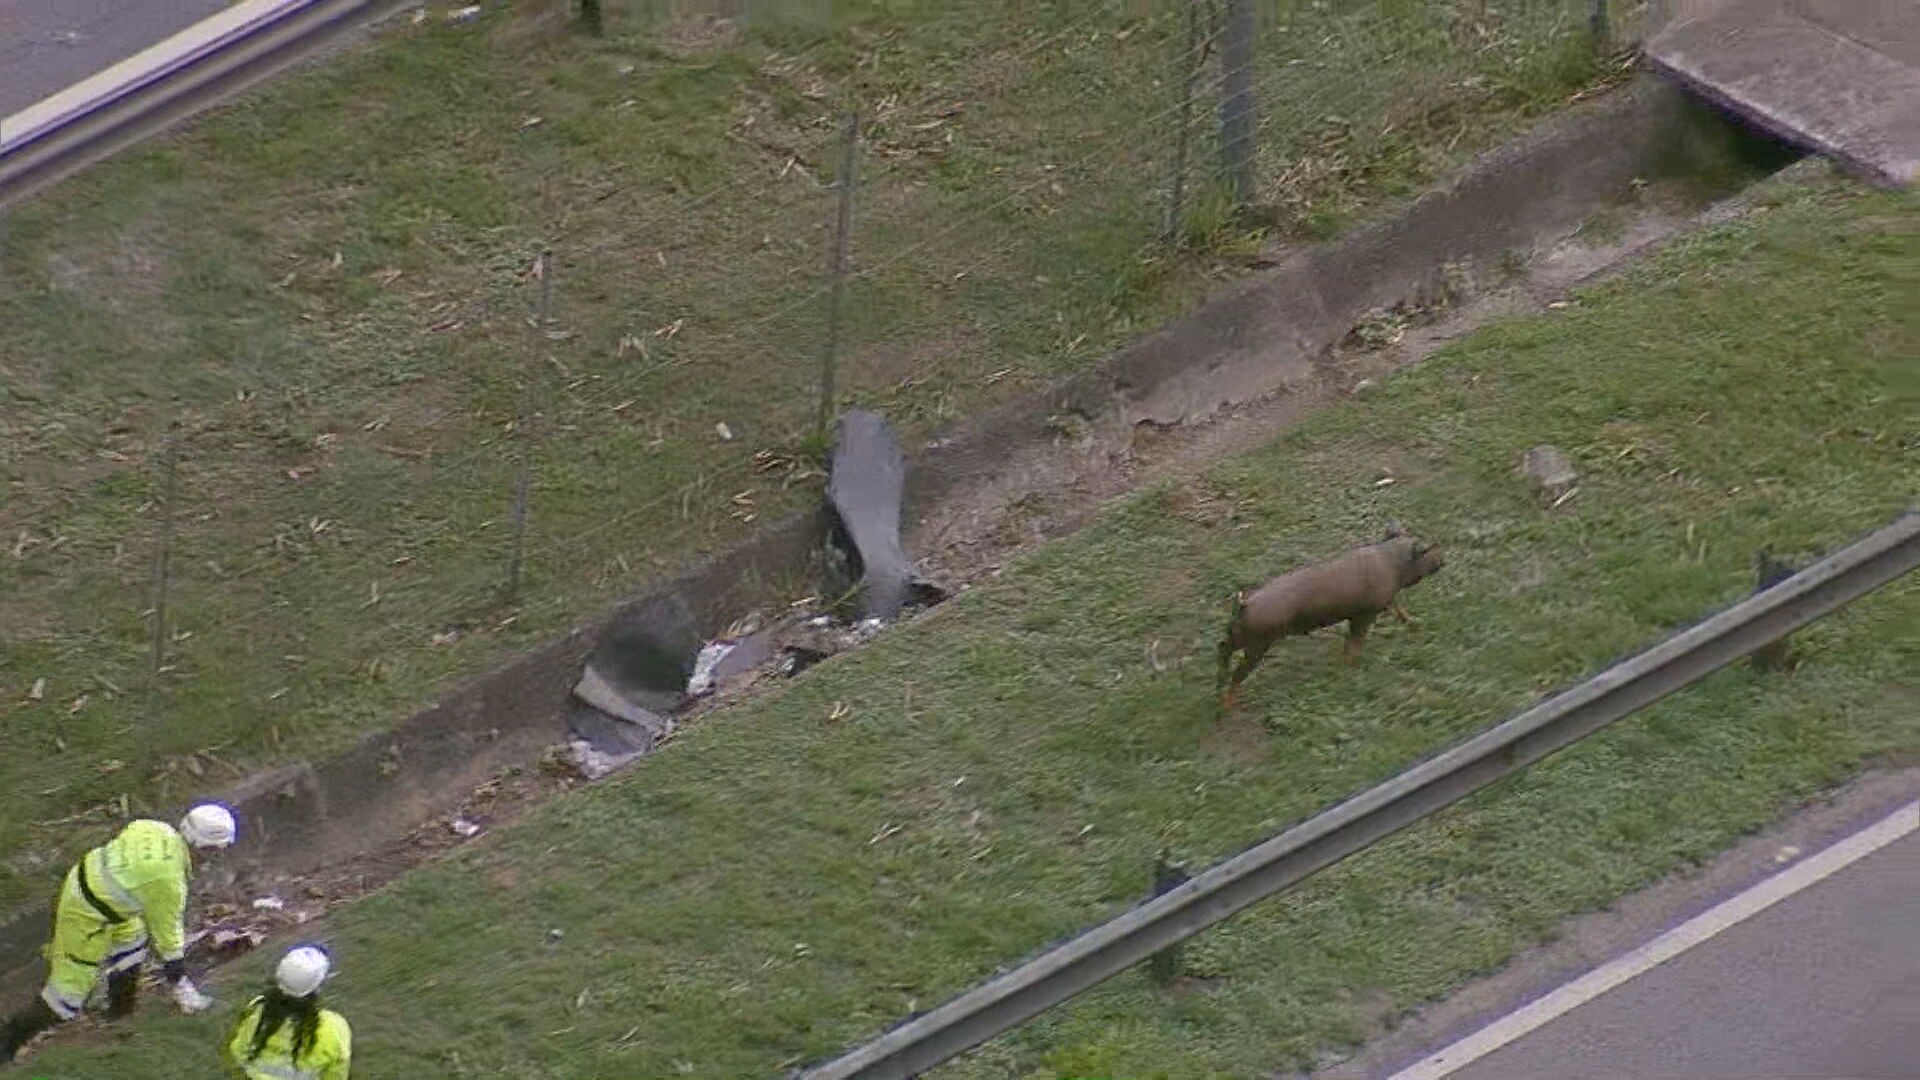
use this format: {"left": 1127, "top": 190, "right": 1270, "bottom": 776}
{"left": 0, "top": 75, "right": 1806, "bottom": 1005}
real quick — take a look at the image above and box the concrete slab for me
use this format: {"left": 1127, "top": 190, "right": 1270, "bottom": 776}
{"left": 1647, "top": 0, "right": 1920, "bottom": 187}
{"left": 827, "top": 410, "right": 913, "bottom": 622}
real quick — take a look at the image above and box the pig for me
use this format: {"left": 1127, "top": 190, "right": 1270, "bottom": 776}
{"left": 1216, "top": 523, "right": 1444, "bottom": 709}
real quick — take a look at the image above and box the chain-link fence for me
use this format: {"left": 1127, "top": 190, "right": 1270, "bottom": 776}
{"left": 0, "top": 0, "right": 1672, "bottom": 909}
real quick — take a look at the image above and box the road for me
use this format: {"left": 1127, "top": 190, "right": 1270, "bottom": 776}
{"left": 1376, "top": 799, "right": 1920, "bottom": 1080}
{"left": 0, "top": 0, "right": 230, "bottom": 118}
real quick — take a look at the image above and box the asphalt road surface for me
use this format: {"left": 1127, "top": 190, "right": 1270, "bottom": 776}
{"left": 1401, "top": 805, "right": 1920, "bottom": 1080}
{"left": 0, "top": 0, "right": 230, "bottom": 118}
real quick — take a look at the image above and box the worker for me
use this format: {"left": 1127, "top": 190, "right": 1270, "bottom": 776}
{"left": 225, "top": 945, "right": 351, "bottom": 1080}
{"left": 0, "top": 802, "right": 237, "bottom": 1065}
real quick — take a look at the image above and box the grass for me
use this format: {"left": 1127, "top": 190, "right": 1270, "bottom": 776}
{"left": 20, "top": 171, "right": 1918, "bottom": 1078}
{"left": 0, "top": 0, "right": 1626, "bottom": 911}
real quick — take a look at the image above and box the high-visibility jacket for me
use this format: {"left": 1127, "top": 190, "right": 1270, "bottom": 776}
{"left": 78, "top": 819, "right": 192, "bottom": 962}
{"left": 225, "top": 998, "right": 352, "bottom": 1080}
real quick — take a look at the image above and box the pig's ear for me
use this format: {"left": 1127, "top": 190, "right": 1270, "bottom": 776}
{"left": 1414, "top": 540, "right": 1438, "bottom": 557}
{"left": 1384, "top": 519, "right": 1407, "bottom": 540}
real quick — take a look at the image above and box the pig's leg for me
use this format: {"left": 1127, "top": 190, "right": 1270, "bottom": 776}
{"left": 1391, "top": 599, "right": 1421, "bottom": 634}
{"left": 1217, "top": 635, "right": 1237, "bottom": 692}
{"left": 1343, "top": 613, "right": 1376, "bottom": 663}
{"left": 1224, "top": 639, "right": 1272, "bottom": 709}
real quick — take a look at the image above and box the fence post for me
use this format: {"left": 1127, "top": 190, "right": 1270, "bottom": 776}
{"left": 818, "top": 109, "right": 859, "bottom": 437}
{"left": 146, "top": 416, "right": 180, "bottom": 724}
{"left": 1162, "top": 0, "right": 1208, "bottom": 245}
{"left": 505, "top": 249, "right": 552, "bottom": 607}
{"left": 1590, "top": 0, "right": 1611, "bottom": 49}
{"left": 1216, "top": 0, "right": 1258, "bottom": 214}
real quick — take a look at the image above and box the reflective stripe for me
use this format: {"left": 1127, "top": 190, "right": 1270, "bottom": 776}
{"left": 83, "top": 848, "right": 140, "bottom": 913}
{"left": 242, "top": 1062, "right": 319, "bottom": 1080}
{"left": 40, "top": 984, "right": 82, "bottom": 1020}
{"left": 103, "top": 940, "right": 149, "bottom": 974}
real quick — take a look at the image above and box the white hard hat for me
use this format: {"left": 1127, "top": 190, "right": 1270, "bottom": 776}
{"left": 275, "top": 946, "right": 330, "bottom": 998}
{"left": 179, "top": 803, "right": 237, "bottom": 849}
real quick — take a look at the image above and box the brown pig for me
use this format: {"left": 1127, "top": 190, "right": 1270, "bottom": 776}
{"left": 1216, "top": 524, "right": 1444, "bottom": 709}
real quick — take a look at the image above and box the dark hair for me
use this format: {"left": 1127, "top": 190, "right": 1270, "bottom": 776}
{"left": 246, "top": 988, "right": 323, "bottom": 1063}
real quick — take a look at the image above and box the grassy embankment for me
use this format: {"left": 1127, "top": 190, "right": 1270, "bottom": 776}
{"left": 23, "top": 172, "right": 1918, "bottom": 1078}
{"left": 0, "top": 0, "right": 1617, "bottom": 909}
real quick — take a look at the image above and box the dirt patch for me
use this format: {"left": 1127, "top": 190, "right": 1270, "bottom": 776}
{"left": 1200, "top": 709, "right": 1272, "bottom": 767}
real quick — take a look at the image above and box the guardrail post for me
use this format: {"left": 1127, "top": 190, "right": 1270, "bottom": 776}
{"left": 1146, "top": 850, "right": 1190, "bottom": 986}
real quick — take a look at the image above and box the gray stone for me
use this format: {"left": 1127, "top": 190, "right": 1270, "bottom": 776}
{"left": 1521, "top": 445, "right": 1579, "bottom": 504}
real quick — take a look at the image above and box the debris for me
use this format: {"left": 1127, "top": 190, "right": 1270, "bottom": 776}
{"left": 251, "top": 896, "right": 285, "bottom": 912}
{"left": 547, "top": 928, "right": 565, "bottom": 944}
{"left": 447, "top": 4, "right": 482, "bottom": 24}
{"left": 207, "top": 927, "right": 265, "bottom": 955}
{"left": 715, "top": 422, "right": 734, "bottom": 441}
{"left": 1353, "top": 378, "right": 1378, "bottom": 396}
{"left": 449, "top": 817, "right": 482, "bottom": 839}
{"left": 687, "top": 641, "right": 736, "bottom": 696}
{"left": 28, "top": 678, "right": 45, "bottom": 701}
{"left": 687, "top": 630, "right": 778, "bottom": 696}
{"left": 1774, "top": 845, "right": 1802, "bottom": 864}
{"left": 565, "top": 738, "right": 630, "bottom": 782}
{"left": 1520, "top": 445, "right": 1579, "bottom": 505}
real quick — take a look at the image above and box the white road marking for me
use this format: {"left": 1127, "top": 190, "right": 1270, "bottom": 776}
{"left": 1387, "top": 799, "right": 1920, "bottom": 1080}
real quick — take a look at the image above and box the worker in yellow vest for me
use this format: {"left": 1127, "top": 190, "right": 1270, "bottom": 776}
{"left": 225, "top": 945, "right": 352, "bottom": 1080}
{"left": 1, "top": 803, "right": 237, "bottom": 1064}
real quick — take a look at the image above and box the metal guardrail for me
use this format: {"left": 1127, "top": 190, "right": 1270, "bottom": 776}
{"left": 798, "top": 510, "right": 1920, "bottom": 1080}
{"left": 0, "top": 0, "right": 416, "bottom": 208}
